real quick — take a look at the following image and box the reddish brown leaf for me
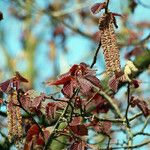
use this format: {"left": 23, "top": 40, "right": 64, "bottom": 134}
{"left": 89, "top": 119, "right": 111, "bottom": 135}
{"left": 23, "top": 141, "right": 33, "bottom": 150}
{"left": 69, "top": 141, "right": 86, "bottom": 150}
{"left": 131, "top": 79, "right": 140, "bottom": 88}
{"left": 0, "top": 79, "right": 11, "bottom": 93}
{"left": 48, "top": 76, "right": 71, "bottom": 85}
{"left": 46, "top": 102, "right": 57, "bottom": 119}
{"left": 62, "top": 82, "right": 74, "bottom": 98}
{"left": 91, "top": 2, "right": 106, "bottom": 14}
{"left": 85, "top": 75, "right": 102, "bottom": 88}
{"left": 130, "top": 96, "right": 150, "bottom": 117}
{"left": 86, "top": 93, "right": 110, "bottom": 114}
{"left": 108, "top": 75, "right": 119, "bottom": 92}
{"left": 36, "top": 136, "right": 45, "bottom": 145}
{"left": 31, "top": 93, "right": 45, "bottom": 109}
{"left": 48, "top": 63, "right": 102, "bottom": 98}
{"left": 26, "top": 124, "right": 39, "bottom": 142}
{"left": 69, "top": 117, "right": 82, "bottom": 126}
{"left": 69, "top": 124, "right": 88, "bottom": 136}
{"left": 78, "top": 77, "right": 93, "bottom": 94}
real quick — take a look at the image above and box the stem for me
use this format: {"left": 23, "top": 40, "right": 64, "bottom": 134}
{"left": 105, "top": 0, "right": 110, "bottom": 13}
{"left": 90, "top": 40, "right": 101, "bottom": 68}
{"left": 125, "top": 83, "right": 131, "bottom": 128}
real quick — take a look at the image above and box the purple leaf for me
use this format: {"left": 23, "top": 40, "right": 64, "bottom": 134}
{"left": 91, "top": 2, "right": 106, "bottom": 14}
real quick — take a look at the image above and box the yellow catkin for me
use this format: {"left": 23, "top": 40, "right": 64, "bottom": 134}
{"left": 7, "top": 90, "right": 22, "bottom": 142}
{"left": 7, "top": 96, "right": 13, "bottom": 142}
{"left": 99, "top": 13, "right": 121, "bottom": 76}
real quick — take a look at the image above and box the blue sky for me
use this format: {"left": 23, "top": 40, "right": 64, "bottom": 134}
{"left": 0, "top": 0, "right": 150, "bottom": 149}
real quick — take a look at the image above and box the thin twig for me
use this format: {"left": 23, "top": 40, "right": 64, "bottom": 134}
{"left": 105, "top": 0, "right": 110, "bottom": 13}
{"left": 129, "top": 112, "right": 143, "bottom": 121}
{"left": 108, "top": 140, "right": 150, "bottom": 149}
{"left": 141, "top": 116, "right": 150, "bottom": 132}
{"left": 133, "top": 132, "right": 150, "bottom": 137}
{"left": 125, "top": 83, "right": 130, "bottom": 128}
{"left": 90, "top": 40, "right": 101, "bottom": 68}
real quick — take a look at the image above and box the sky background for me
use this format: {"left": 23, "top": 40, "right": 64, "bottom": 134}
{"left": 0, "top": 0, "right": 150, "bottom": 149}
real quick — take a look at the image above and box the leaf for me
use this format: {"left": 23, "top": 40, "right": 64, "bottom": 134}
{"left": 69, "top": 124, "right": 88, "bottom": 136}
{"left": 46, "top": 102, "right": 57, "bottom": 119}
{"left": 0, "top": 79, "right": 11, "bottom": 93}
{"left": 69, "top": 117, "right": 82, "bottom": 126}
{"left": 85, "top": 75, "right": 102, "bottom": 88}
{"left": 108, "top": 75, "right": 119, "bottom": 92}
{"left": 100, "top": 121, "right": 111, "bottom": 135}
{"left": 90, "top": 119, "right": 111, "bottom": 135}
{"left": 31, "top": 93, "right": 45, "bottom": 109}
{"left": 62, "top": 82, "right": 74, "bottom": 98}
{"left": 86, "top": 93, "right": 110, "bottom": 114}
{"left": 48, "top": 76, "right": 71, "bottom": 85}
{"left": 78, "top": 78, "right": 93, "bottom": 94}
{"left": 36, "top": 136, "right": 45, "bottom": 145}
{"left": 130, "top": 96, "right": 150, "bottom": 117}
{"left": 131, "top": 79, "right": 140, "bottom": 88}
{"left": 69, "top": 141, "right": 86, "bottom": 150}
{"left": 26, "top": 124, "right": 39, "bottom": 142}
{"left": 91, "top": 2, "right": 106, "bottom": 14}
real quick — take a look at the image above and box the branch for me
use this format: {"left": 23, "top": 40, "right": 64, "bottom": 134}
{"left": 129, "top": 112, "right": 143, "bottom": 121}
{"left": 110, "top": 140, "right": 150, "bottom": 149}
{"left": 105, "top": 0, "right": 110, "bottom": 13}
{"left": 125, "top": 83, "right": 131, "bottom": 127}
{"left": 90, "top": 40, "right": 101, "bottom": 68}
{"left": 44, "top": 88, "right": 79, "bottom": 150}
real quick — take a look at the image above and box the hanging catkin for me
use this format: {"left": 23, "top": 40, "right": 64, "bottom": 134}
{"left": 99, "top": 12, "right": 121, "bottom": 76}
{"left": 7, "top": 90, "right": 22, "bottom": 142}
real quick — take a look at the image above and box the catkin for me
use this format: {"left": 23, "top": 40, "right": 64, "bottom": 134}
{"left": 7, "top": 90, "right": 22, "bottom": 142}
{"left": 99, "top": 13, "right": 121, "bottom": 76}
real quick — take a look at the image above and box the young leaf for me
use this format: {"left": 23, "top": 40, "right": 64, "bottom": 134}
{"left": 69, "top": 124, "right": 88, "bottom": 136}
{"left": 26, "top": 124, "right": 39, "bottom": 142}
{"left": 91, "top": 2, "right": 106, "bottom": 14}
{"left": 46, "top": 102, "right": 58, "bottom": 119}
{"left": 69, "top": 141, "right": 86, "bottom": 150}
{"left": 130, "top": 96, "right": 150, "bottom": 117}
